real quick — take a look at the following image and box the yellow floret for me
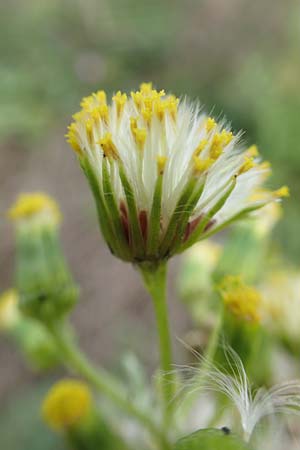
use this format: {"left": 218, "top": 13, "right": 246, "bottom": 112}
{"left": 112, "top": 91, "right": 127, "bottom": 116}
{"left": 246, "top": 145, "right": 259, "bottom": 158}
{"left": 91, "top": 104, "right": 109, "bottom": 124}
{"left": 140, "top": 82, "right": 153, "bottom": 94}
{"left": 157, "top": 155, "right": 167, "bottom": 174}
{"left": 66, "top": 122, "right": 82, "bottom": 154}
{"left": 8, "top": 193, "right": 61, "bottom": 224}
{"left": 99, "top": 132, "right": 119, "bottom": 160}
{"left": 220, "top": 130, "right": 233, "bottom": 146}
{"left": 42, "top": 379, "right": 92, "bottom": 431}
{"left": 94, "top": 90, "right": 107, "bottom": 104}
{"left": 206, "top": 117, "right": 216, "bottom": 132}
{"left": 132, "top": 127, "right": 147, "bottom": 151}
{"left": 141, "top": 107, "right": 153, "bottom": 124}
{"left": 194, "top": 139, "right": 208, "bottom": 157}
{"left": 193, "top": 156, "right": 214, "bottom": 173}
{"left": 274, "top": 185, "right": 290, "bottom": 198}
{"left": 210, "top": 134, "right": 224, "bottom": 159}
{"left": 239, "top": 156, "right": 255, "bottom": 174}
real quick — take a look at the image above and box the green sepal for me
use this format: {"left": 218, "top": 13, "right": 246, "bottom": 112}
{"left": 170, "top": 181, "right": 205, "bottom": 255}
{"left": 200, "top": 203, "right": 267, "bottom": 242}
{"left": 160, "top": 177, "right": 198, "bottom": 257}
{"left": 80, "top": 157, "right": 118, "bottom": 256}
{"left": 118, "top": 163, "right": 145, "bottom": 260}
{"left": 174, "top": 428, "right": 253, "bottom": 450}
{"left": 181, "top": 176, "right": 237, "bottom": 251}
{"left": 101, "top": 158, "right": 131, "bottom": 261}
{"left": 147, "top": 172, "right": 163, "bottom": 257}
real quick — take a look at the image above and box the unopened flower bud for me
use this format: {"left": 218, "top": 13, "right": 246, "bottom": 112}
{"left": 0, "top": 288, "right": 60, "bottom": 370}
{"left": 8, "top": 193, "right": 78, "bottom": 323}
{"left": 42, "top": 379, "right": 92, "bottom": 431}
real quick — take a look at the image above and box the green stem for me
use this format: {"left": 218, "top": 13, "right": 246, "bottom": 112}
{"left": 47, "top": 321, "right": 171, "bottom": 450}
{"left": 139, "top": 262, "right": 175, "bottom": 420}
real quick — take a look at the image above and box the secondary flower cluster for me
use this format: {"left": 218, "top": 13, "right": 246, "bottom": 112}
{"left": 66, "top": 83, "right": 287, "bottom": 264}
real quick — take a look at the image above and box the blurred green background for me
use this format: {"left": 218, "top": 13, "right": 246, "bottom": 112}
{"left": 1, "top": 0, "right": 300, "bottom": 448}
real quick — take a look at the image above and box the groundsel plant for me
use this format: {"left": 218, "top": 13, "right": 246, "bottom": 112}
{"left": 177, "top": 347, "right": 300, "bottom": 443}
{"left": 65, "top": 82, "right": 287, "bottom": 430}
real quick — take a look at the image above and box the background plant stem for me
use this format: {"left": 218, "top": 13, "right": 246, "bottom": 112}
{"left": 176, "top": 302, "right": 224, "bottom": 419}
{"left": 47, "top": 321, "right": 171, "bottom": 450}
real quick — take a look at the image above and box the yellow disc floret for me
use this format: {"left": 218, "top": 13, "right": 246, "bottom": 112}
{"left": 194, "top": 139, "right": 208, "bottom": 157}
{"left": 157, "top": 155, "right": 168, "bottom": 174}
{"left": 132, "top": 127, "right": 147, "bottom": 151}
{"left": 209, "top": 130, "right": 233, "bottom": 160}
{"left": 8, "top": 193, "right": 61, "bottom": 224}
{"left": 219, "top": 275, "right": 262, "bottom": 323}
{"left": 274, "top": 185, "right": 290, "bottom": 198}
{"left": 239, "top": 156, "right": 256, "bottom": 174}
{"left": 112, "top": 91, "right": 127, "bottom": 117}
{"left": 193, "top": 156, "right": 214, "bottom": 174}
{"left": 99, "top": 132, "right": 119, "bottom": 160}
{"left": 42, "top": 379, "right": 92, "bottom": 431}
{"left": 206, "top": 117, "right": 216, "bottom": 132}
{"left": 246, "top": 145, "right": 259, "bottom": 158}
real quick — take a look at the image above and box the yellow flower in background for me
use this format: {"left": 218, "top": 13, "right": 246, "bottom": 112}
{"left": 66, "top": 82, "right": 285, "bottom": 264}
{"left": 219, "top": 275, "right": 262, "bottom": 323}
{"left": 185, "top": 240, "right": 222, "bottom": 272}
{"left": 42, "top": 379, "right": 92, "bottom": 431}
{"left": 260, "top": 270, "right": 300, "bottom": 341}
{"left": 0, "top": 289, "right": 20, "bottom": 331}
{"left": 8, "top": 192, "right": 61, "bottom": 226}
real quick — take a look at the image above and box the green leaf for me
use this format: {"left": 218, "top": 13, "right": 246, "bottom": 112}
{"left": 174, "top": 428, "right": 253, "bottom": 450}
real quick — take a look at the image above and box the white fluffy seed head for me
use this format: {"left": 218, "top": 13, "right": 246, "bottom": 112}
{"left": 66, "top": 83, "right": 288, "bottom": 263}
{"left": 175, "top": 345, "right": 300, "bottom": 442}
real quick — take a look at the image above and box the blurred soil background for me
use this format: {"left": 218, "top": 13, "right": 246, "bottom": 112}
{"left": 1, "top": 0, "right": 300, "bottom": 447}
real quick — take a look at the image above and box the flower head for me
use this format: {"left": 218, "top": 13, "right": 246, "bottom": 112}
{"left": 42, "top": 379, "right": 92, "bottom": 431}
{"left": 66, "top": 83, "right": 286, "bottom": 263}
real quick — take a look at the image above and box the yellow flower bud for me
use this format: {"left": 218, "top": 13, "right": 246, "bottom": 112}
{"left": 42, "top": 379, "right": 92, "bottom": 431}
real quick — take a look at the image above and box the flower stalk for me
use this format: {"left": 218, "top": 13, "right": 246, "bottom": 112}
{"left": 139, "top": 262, "right": 175, "bottom": 421}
